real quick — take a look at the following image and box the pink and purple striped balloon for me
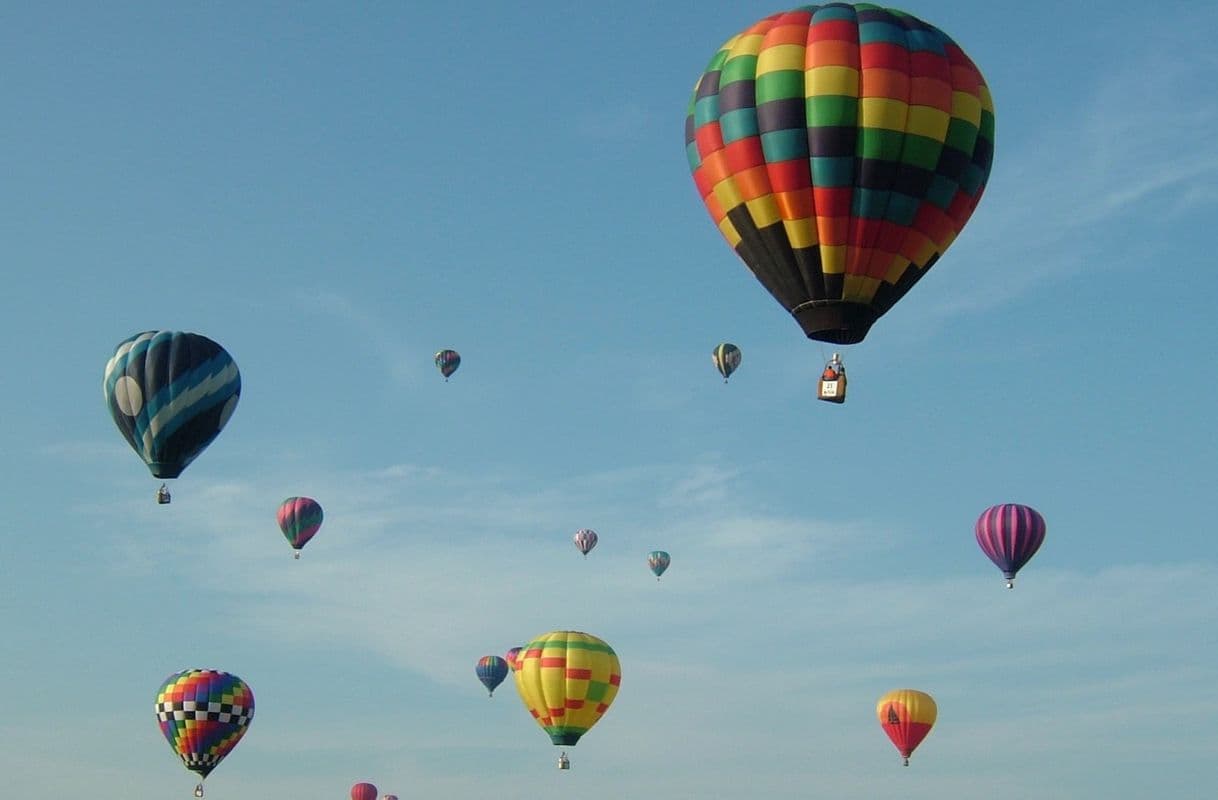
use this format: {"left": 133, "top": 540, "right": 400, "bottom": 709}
{"left": 975, "top": 503, "right": 1046, "bottom": 588}
{"left": 277, "top": 497, "right": 323, "bottom": 559}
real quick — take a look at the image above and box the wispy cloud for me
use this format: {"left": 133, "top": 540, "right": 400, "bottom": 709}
{"left": 924, "top": 26, "right": 1218, "bottom": 320}
{"left": 288, "top": 288, "right": 422, "bottom": 387}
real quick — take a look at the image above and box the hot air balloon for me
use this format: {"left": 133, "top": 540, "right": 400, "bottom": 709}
{"left": 276, "top": 496, "right": 323, "bottom": 559}
{"left": 505, "top": 646, "right": 524, "bottom": 672}
{"left": 573, "top": 529, "right": 598, "bottom": 558}
{"left": 351, "top": 783, "right": 378, "bottom": 800}
{"left": 877, "top": 689, "right": 936, "bottom": 766}
{"left": 477, "top": 655, "right": 510, "bottom": 696}
{"left": 383, "top": 795, "right": 399, "bottom": 800}
{"left": 648, "top": 551, "right": 671, "bottom": 580}
{"left": 712, "top": 343, "right": 742, "bottom": 382}
{"left": 686, "top": 5, "right": 994, "bottom": 357}
{"left": 104, "top": 331, "right": 241, "bottom": 501}
{"left": 513, "top": 630, "right": 621, "bottom": 768}
{"left": 435, "top": 349, "right": 461, "bottom": 381}
{"left": 975, "top": 503, "right": 1046, "bottom": 588}
{"left": 155, "top": 669, "right": 254, "bottom": 798}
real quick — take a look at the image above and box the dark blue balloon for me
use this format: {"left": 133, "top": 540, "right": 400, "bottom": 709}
{"left": 103, "top": 331, "right": 241, "bottom": 479}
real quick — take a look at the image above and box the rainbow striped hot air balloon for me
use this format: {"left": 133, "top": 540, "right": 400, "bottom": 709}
{"left": 276, "top": 496, "right": 323, "bottom": 559}
{"left": 686, "top": 5, "right": 994, "bottom": 347}
{"left": 476, "top": 655, "right": 510, "bottom": 696}
{"left": 513, "top": 631, "right": 621, "bottom": 767}
{"left": 877, "top": 688, "right": 936, "bottom": 766}
{"left": 975, "top": 503, "right": 1046, "bottom": 588}
{"left": 155, "top": 669, "right": 254, "bottom": 798}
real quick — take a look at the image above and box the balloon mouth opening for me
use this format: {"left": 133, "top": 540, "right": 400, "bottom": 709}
{"left": 791, "top": 301, "right": 877, "bottom": 345}
{"left": 548, "top": 732, "right": 584, "bottom": 746}
{"left": 147, "top": 462, "right": 184, "bottom": 479}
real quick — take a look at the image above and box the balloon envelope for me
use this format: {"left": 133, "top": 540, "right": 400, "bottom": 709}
{"left": 104, "top": 330, "right": 241, "bottom": 479}
{"left": 514, "top": 630, "right": 621, "bottom": 746}
{"left": 351, "top": 783, "right": 377, "bottom": 800}
{"left": 573, "top": 529, "right": 598, "bottom": 556}
{"left": 686, "top": 5, "right": 995, "bottom": 344}
{"left": 277, "top": 496, "right": 324, "bottom": 553}
{"left": 155, "top": 669, "right": 254, "bottom": 780}
{"left": 876, "top": 689, "right": 936, "bottom": 764}
{"left": 712, "top": 343, "right": 742, "bottom": 381}
{"left": 648, "top": 551, "right": 671, "bottom": 578}
{"left": 477, "top": 655, "right": 510, "bottom": 696}
{"left": 505, "top": 646, "right": 524, "bottom": 672}
{"left": 435, "top": 349, "right": 461, "bottom": 379}
{"left": 975, "top": 503, "right": 1046, "bottom": 586}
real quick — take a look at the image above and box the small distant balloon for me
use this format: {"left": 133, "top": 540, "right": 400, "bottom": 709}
{"left": 276, "top": 496, "right": 323, "bottom": 559}
{"left": 573, "top": 529, "right": 598, "bottom": 558}
{"left": 712, "top": 343, "right": 741, "bottom": 382}
{"left": 877, "top": 689, "right": 936, "bottom": 766}
{"left": 383, "top": 795, "right": 399, "bottom": 800}
{"left": 351, "top": 783, "right": 378, "bottom": 800}
{"left": 648, "top": 551, "right": 671, "bottom": 580}
{"left": 505, "top": 646, "right": 523, "bottom": 672}
{"left": 435, "top": 349, "right": 461, "bottom": 380}
{"left": 975, "top": 503, "right": 1046, "bottom": 588}
{"left": 476, "top": 655, "right": 509, "bottom": 696}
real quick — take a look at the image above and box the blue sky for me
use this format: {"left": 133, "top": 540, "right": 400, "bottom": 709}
{"left": 2, "top": 1, "right": 1216, "bottom": 798}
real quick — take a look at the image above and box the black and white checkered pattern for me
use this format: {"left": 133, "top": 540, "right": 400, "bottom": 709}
{"left": 155, "top": 700, "right": 252, "bottom": 727}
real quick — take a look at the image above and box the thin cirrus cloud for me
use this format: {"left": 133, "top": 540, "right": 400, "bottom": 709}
{"left": 922, "top": 37, "right": 1217, "bottom": 322}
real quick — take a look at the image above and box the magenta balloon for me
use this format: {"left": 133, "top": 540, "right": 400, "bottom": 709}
{"left": 975, "top": 504, "right": 1046, "bottom": 588}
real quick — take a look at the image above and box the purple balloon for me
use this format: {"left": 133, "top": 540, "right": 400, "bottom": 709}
{"left": 573, "top": 528, "right": 598, "bottom": 558}
{"left": 975, "top": 504, "right": 1046, "bottom": 588}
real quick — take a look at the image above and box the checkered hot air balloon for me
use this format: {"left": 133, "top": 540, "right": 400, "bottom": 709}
{"left": 686, "top": 5, "right": 994, "bottom": 346}
{"left": 434, "top": 349, "right": 461, "bottom": 380}
{"left": 476, "top": 655, "right": 510, "bottom": 696}
{"left": 877, "top": 688, "right": 936, "bottom": 765}
{"left": 712, "top": 343, "right": 742, "bottom": 382}
{"left": 513, "top": 631, "right": 621, "bottom": 767}
{"left": 573, "top": 529, "right": 598, "bottom": 558}
{"left": 104, "top": 331, "right": 240, "bottom": 484}
{"left": 975, "top": 503, "right": 1046, "bottom": 588}
{"left": 276, "top": 496, "right": 324, "bottom": 559}
{"left": 155, "top": 669, "right": 254, "bottom": 798}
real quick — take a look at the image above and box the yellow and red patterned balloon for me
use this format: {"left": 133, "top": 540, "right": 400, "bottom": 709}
{"left": 876, "top": 688, "right": 936, "bottom": 765}
{"left": 513, "top": 630, "right": 621, "bottom": 747}
{"left": 155, "top": 669, "right": 254, "bottom": 792}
